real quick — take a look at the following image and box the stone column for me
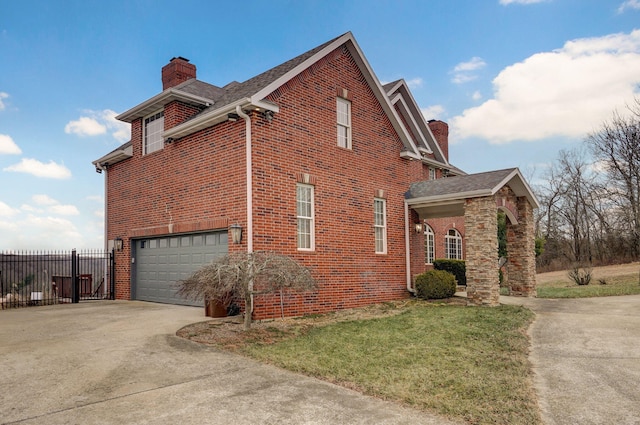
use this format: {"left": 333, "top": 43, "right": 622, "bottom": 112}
{"left": 464, "top": 196, "right": 500, "bottom": 306}
{"left": 506, "top": 197, "right": 537, "bottom": 296}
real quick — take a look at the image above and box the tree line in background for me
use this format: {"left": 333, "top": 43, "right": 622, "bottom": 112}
{"left": 534, "top": 98, "right": 640, "bottom": 272}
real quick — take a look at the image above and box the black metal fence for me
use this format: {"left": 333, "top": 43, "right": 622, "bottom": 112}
{"left": 1, "top": 249, "right": 114, "bottom": 310}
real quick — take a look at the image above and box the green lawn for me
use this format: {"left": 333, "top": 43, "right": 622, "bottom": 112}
{"left": 242, "top": 303, "right": 540, "bottom": 425}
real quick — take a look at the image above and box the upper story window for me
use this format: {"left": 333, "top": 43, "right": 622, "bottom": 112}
{"left": 425, "top": 224, "right": 435, "bottom": 264}
{"left": 429, "top": 167, "right": 436, "bottom": 180}
{"left": 445, "top": 229, "right": 463, "bottom": 260}
{"left": 144, "top": 110, "right": 164, "bottom": 155}
{"left": 337, "top": 98, "right": 352, "bottom": 149}
{"left": 374, "top": 198, "right": 387, "bottom": 254}
{"left": 297, "top": 184, "right": 315, "bottom": 251}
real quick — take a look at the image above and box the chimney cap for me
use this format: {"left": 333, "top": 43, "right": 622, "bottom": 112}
{"left": 170, "top": 56, "right": 190, "bottom": 63}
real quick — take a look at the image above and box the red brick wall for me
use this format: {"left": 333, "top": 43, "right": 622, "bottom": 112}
{"left": 106, "top": 44, "right": 433, "bottom": 318}
{"left": 106, "top": 110, "right": 249, "bottom": 301}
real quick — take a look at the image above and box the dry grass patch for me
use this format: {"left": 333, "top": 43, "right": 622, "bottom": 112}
{"left": 537, "top": 262, "right": 640, "bottom": 298}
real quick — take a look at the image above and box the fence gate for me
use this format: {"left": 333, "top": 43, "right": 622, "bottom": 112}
{"left": 1, "top": 249, "right": 115, "bottom": 310}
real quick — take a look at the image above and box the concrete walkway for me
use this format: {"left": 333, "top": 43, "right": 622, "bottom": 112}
{"left": 0, "top": 301, "right": 459, "bottom": 425}
{"left": 502, "top": 295, "right": 640, "bottom": 425}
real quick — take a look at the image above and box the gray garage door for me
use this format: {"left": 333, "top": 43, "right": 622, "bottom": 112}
{"left": 134, "top": 232, "right": 228, "bottom": 306}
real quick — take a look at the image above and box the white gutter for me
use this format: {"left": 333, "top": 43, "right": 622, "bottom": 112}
{"left": 236, "top": 105, "right": 253, "bottom": 254}
{"left": 404, "top": 200, "right": 415, "bottom": 293}
{"left": 236, "top": 105, "right": 255, "bottom": 315}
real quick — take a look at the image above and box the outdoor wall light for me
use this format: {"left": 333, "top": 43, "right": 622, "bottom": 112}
{"left": 229, "top": 224, "right": 243, "bottom": 244}
{"left": 227, "top": 113, "right": 239, "bottom": 122}
{"left": 415, "top": 222, "right": 423, "bottom": 233}
{"left": 114, "top": 238, "right": 124, "bottom": 251}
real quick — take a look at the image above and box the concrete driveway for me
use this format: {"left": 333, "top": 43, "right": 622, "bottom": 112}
{"left": 0, "top": 301, "right": 458, "bottom": 425}
{"left": 502, "top": 295, "right": 640, "bottom": 425}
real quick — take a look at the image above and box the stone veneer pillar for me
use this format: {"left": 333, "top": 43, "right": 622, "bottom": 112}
{"left": 505, "top": 197, "right": 537, "bottom": 296}
{"left": 464, "top": 196, "right": 500, "bottom": 306}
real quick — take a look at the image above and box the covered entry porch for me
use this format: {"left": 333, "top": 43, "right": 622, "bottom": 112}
{"left": 406, "top": 168, "right": 539, "bottom": 306}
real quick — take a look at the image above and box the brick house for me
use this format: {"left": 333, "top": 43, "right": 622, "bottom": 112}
{"left": 93, "top": 32, "right": 538, "bottom": 318}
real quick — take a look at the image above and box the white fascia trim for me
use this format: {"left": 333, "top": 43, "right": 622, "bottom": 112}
{"left": 385, "top": 80, "right": 404, "bottom": 96}
{"left": 494, "top": 168, "right": 541, "bottom": 209}
{"left": 92, "top": 144, "right": 133, "bottom": 169}
{"left": 400, "top": 150, "right": 422, "bottom": 160}
{"left": 162, "top": 98, "right": 280, "bottom": 141}
{"left": 421, "top": 156, "right": 450, "bottom": 169}
{"left": 401, "top": 86, "right": 449, "bottom": 165}
{"left": 345, "top": 41, "right": 420, "bottom": 157}
{"left": 406, "top": 189, "right": 494, "bottom": 207}
{"left": 250, "top": 32, "right": 420, "bottom": 157}
{"left": 163, "top": 98, "right": 249, "bottom": 139}
{"left": 250, "top": 33, "right": 354, "bottom": 103}
{"left": 395, "top": 96, "right": 432, "bottom": 154}
{"left": 388, "top": 80, "right": 449, "bottom": 166}
{"left": 116, "top": 89, "right": 215, "bottom": 123}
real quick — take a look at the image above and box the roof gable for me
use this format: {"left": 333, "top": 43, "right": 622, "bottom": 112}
{"left": 385, "top": 79, "right": 449, "bottom": 165}
{"left": 161, "top": 32, "right": 421, "bottom": 154}
{"left": 406, "top": 168, "right": 540, "bottom": 218}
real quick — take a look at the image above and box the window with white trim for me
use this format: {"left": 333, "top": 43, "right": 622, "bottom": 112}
{"left": 144, "top": 110, "right": 164, "bottom": 155}
{"left": 445, "top": 229, "right": 463, "bottom": 260}
{"left": 425, "top": 224, "right": 435, "bottom": 264}
{"left": 296, "top": 184, "right": 314, "bottom": 250}
{"left": 337, "top": 98, "right": 352, "bottom": 149}
{"left": 374, "top": 198, "right": 387, "bottom": 254}
{"left": 429, "top": 167, "right": 436, "bottom": 180}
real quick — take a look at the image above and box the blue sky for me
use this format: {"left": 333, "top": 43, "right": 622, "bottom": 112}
{"left": 1, "top": 0, "right": 639, "bottom": 250}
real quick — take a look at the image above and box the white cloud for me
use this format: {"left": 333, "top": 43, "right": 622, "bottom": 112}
{"left": 451, "top": 29, "right": 640, "bottom": 144}
{"left": 500, "top": 0, "right": 548, "bottom": 5}
{"left": 65, "top": 116, "right": 106, "bottom": 137}
{"left": 0, "top": 134, "right": 21, "bottom": 154}
{"left": 421, "top": 105, "right": 445, "bottom": 120}
{"left": 618, "top": 0, "right": 640, "bottom": 13}
{"left": 0, "top": 92, "right": 8, "bottom": 111}
{"left": 406, "top": 78, "right": 423, "bottom": 89}
{"left": 13, "top": 215, "right": 84, "bottom": 249}
{"left": 86, "top": 195, "right": 104, "bottom": 203}
{"left": 94, "top": 209, "right": 105, "bottom": 218}
{"left": 49, "top": 204, "right": 80, "bottom": 216}
{"left": 65, "top": 109, "right": 130, "bottom": 142}
{"left": 0, "top": 201, "right": 19, "bottom": 217}
{"left": 32, "top": 194, "right": 58, "bottom": 206}
{"left": 472, "top": 91, "right": 482, "bottom": 101}
{"left": 453, "top": 57, "right": 487, "bottom": 72}
{"left": 30, "top": 194, "right": 79, "bottom": 215}
{"left": 4, "top": 158, "right": 72, "bottom": 179}
{"left": 451, "top": 57, "right": 486, "bottom": 84}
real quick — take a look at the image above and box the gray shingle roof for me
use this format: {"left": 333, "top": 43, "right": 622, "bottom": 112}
{"left": 407, "top": 168, "right": 517, "bottom": 199}
{"left": 187, "top": 33, "right": 346, "bottom": 115}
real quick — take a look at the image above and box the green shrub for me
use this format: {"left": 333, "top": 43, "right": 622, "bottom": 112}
{"left": 433, "top": 259, "right": 466, "bottom": 286}
{"left": 415, "top": 270, "right": 457, "bottom": 300}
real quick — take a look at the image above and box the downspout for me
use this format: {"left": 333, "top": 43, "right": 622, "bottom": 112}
{"left": 236, "top": 105, "right": 253, "bottom": 253}
{"left": 236, "top": 105, "right": 255, "bottom": 316}
{"left": 404, "top": 200, "right": 415, "bottom": 293}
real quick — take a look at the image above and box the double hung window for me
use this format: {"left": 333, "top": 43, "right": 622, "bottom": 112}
{"left": 374, "top": 198, "right": 387, "bottom": 254}
{"left": 144, "top": 110, "right": 164, "bottom": 155}
{"left": 297, "top": 184, "right": 314, "bottom": 250}
{"left": 337, "top": 98, "right": 352, "bottom": 149}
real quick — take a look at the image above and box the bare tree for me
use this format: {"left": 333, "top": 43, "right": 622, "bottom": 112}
{"left": 587, "top": 98, "right": 640, "bottom": 257}
{"left": 177, "top": 252, "right": 317, "bottom": 330}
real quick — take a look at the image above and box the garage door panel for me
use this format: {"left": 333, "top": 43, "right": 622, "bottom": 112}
{"left": 134, "top": 231, "right": 228, "bottom": 306}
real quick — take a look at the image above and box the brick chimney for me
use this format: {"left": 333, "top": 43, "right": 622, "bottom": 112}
{"left": 428, "top": 120, "right": 449, "bottom": 161}
{"left": 161, "top": 57, "right": 196, "bottom": 90}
